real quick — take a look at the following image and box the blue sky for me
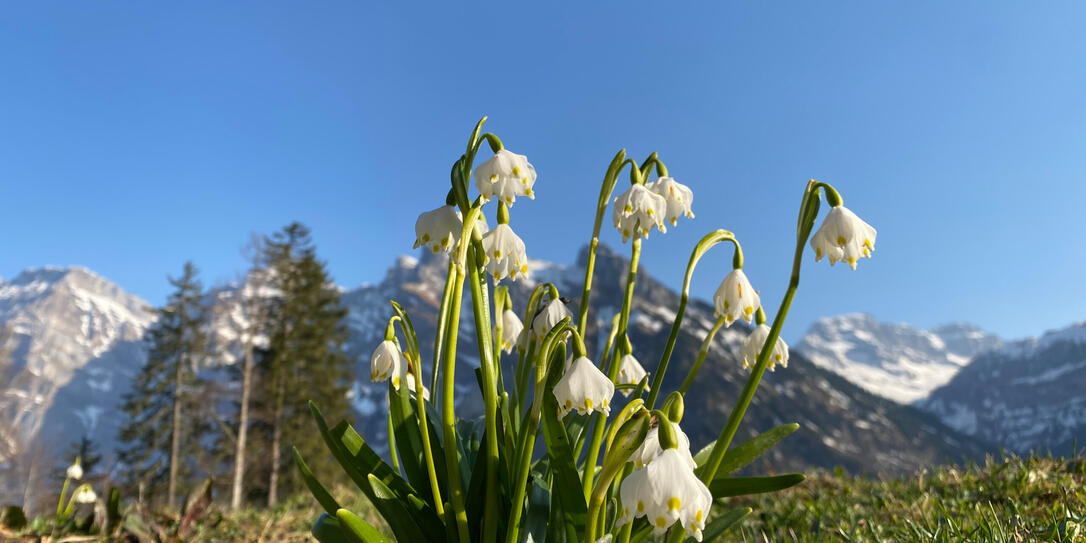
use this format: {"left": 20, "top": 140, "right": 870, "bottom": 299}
{"left": 1, "top": 2, "right": 1084, "bottom": 342}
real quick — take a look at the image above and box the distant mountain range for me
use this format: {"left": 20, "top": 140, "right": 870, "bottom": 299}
{"left": 2, "top": 245, "right": 1079, "bottom": 502}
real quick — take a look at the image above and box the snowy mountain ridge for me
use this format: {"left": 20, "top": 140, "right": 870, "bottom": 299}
{"left": 796, "top": 313, "right": 1003, "bottom": 404}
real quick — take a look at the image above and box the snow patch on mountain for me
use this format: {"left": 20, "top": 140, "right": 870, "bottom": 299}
{"left": 796, "top": 314, "right": 1002, "bottom": 404}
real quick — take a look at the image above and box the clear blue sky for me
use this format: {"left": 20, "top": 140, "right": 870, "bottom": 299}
{"left": 2, "top": 2, "right": 1084, "bottom": 342}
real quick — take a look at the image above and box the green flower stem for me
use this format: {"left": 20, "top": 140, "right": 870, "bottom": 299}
{"left": 581, "top": 235, "right": 642, "bottom": 503}
{"left": 669, "top": 183, "right": 827, "bottom": 543}
{"left": 465, "top": 240, "right": 501, "bottom": 543}
{"left": 645, "top": 230, "right": 741, "bottom": 409}
{"left": 504, "top": 318, "right": 574, "bottom": 543}
{"left": 439, "top": 205, "right": 485, "bottom": 543}
{"left": 576, "top": 149, "right": 629, "bottom": 334}
{"left": 387, "top": 407, "right": 400, "bottom": 473}
{"left": 585, "top": 410, "right": 650, "bottom": 543}
{"left": 677, "top": 315, "right": 727, "bottom": 395}
{"left": 431, "top": 261, "right": 457, "bottom": 394}
{"left": 55, "top": 476, "right": 71, "bottom": 524}
{"left": 409, "top": 350, "right": 444, "bottom": 518}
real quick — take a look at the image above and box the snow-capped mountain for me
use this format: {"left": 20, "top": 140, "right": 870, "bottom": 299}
{"left": 920, "top": 321, "right": 1086, "bottom": 454}
{"left": 796, "top": 314, "right": 1003, "bottom": 404}
{"left": 0, "top": 248, "right": 991, "bottom": 502}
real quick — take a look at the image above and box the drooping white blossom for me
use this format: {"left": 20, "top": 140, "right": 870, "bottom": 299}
{"left": 646, "top": 177, "right": 695, "bottom": 227}
{"left": 481, "top": 224, "right": 529, "bottom": 282}
{"left": 612, "top": 184, "right": 667, "bottom": 242}
{"left": 74, "top": 486, "right": 98, "bottom": 504}
{"left": 741, "top": 324, "right": 790, "bottom": 371}
{"left": 474, "top": 149, "right": 536, "bottom": 206}
{"left": 403, "top": 376, "right": 431, "bottom": 401}
{"left": 499, "top": 309, "right": 524, "bottom": 353}
{"left": 531, "top": 298, "right": 573, "bottom": 341}
{"left": 616, "top": 353, "right": 649, "bottom": 397}
{"left": 713, "top": 269, "right": 761, "bottom": 327}
{"left": 628, "top": 419, "right": 695, "bottom": 469}
{"left": 370, "top": 340, "right": 404, "bottom": 385}
{"left": 810, "top": 205, "right": 877, "bottom": 270}
{"left": 66, "top": 462, "right": 83, "bottom": 480}
{"left": 616, "top": 448, "right": 713, "bottom": 541}
{"left": 553, "top": 356, "right": 614, "bottom": 418}
{"left": 413, "top": 206, "right": 463, "bottom": 254}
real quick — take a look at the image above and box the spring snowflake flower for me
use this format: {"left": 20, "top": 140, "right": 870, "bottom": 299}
{"left": 617, "top": 448, "right": 713, "bottom": 541}
{"left": 713, "top": 269, "right": 761, "bottom": 326}
{"left": 74, "top": 487, "right": 97, "bottom": 504}
{"left": 646, "top": 177, "right": 694, "bottom": 227}
{"left": 413, "top": 206, "right": 462, "bottom": 254}
{"left": 741, "top": 324, "right": 789, "bottom": 371}
{"left": 810, "top": 205, "right": 877, "bottom": 270}
{"left": 531, "top": 298, "right": 573, "bottom": 340}
{"left": 474, "top": 149, "right": 537, "bottom": 206}
{"left": 66, "top": 461, "right": 83, "bottom": 480}
{"left": 370, "top": 340, "right": 404, "bottom": 386}
{"left": 616, "top": 353, "right": 649, "bottom": 397}
{"left": 403, "top": 377, "right": 431, "bottom": 401}
{"left": 628, "top": 419, "right": 695, "bottom": 469}
{"left": 481, "top": 224, "right": 529, "bottom": 282}
{"left": 500, "top": 309, "right": 524, "bottom": 353}
{"left": 612, "top": 184, "right": 667, "bottom": 242}
{"left": 553, "top": 356, "right": 614, "bottom": 418}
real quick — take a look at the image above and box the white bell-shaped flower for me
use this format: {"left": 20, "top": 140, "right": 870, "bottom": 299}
{"left": 713, "top": 269, "right": 761, "bottom": 327}
{"left": 646, "top": 177, "right": 695, "bottom": 227}
{"left": 413, "top": 206, "right": 463, "bottom": 254}
{"left": 531, "top": 298, "right": 572, "bottom": 341}
{"left": 481, "top": 224, "right": 529, "bottom": 282}
{"left": 617, "top": 448, "right": 713, "bottom": 540}
{"left": 741, "top": 324, "right": 789, "bottom": 371}
{"left": 499, "top": 309, "right": 524, "bottom": 353}
{"left": 370, "top": 340, "right": 404, "bottom": 385}
{"left": 474, "top": 149, "right": 536, "bottom": 206}
{"left": 553, "top": 356, "right": 614, "bottom": 418}
{"left": 612, "top": 184, "right": 667, "bottom": 242}
{"left": 628, "top": 420, "right": 694, "bottom": 469}
{"left": 810, "top": 205, "right": 877, "bottom": 270}
{"left": 74, "top": 486, "right": 98, "bottom": 504}
{"left": 401, "top": 376, "right": 431, "bottom": 401}
{"left": 66, "top": 461, "right": 83, "bottom": 480}
{"left": 616, "top": 353, "right": 649, "bottom": 397}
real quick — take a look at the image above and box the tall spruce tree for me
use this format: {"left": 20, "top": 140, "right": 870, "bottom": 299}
{"left": 257, "top": 223, "right": 352, "bottom": 506}
{"left": 117, "top": 262, "right": 209, "bottom": 508}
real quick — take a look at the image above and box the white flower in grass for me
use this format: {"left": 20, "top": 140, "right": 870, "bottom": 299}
{"left": 413, "top": 206, "right": 462, "bottom": 254}
{"left": 499, "top": 309, "right": 524, "bottom": 353}
{"left": 370, "top": 340, "right": 404, "bottom": 385}
{"left": 481, "top": 224, "right": 529, "bottom": 282}
{"left": 474, "top": 149, "right": 536, "bottom": 205}
{"left": 612, "top": 184, "right": 667, "bottom": 242}
{"left": 616, "top": 353, "right": 649, "bottom": 397}
{"left": 810, "top": 205, "right": 877, "bottom": 270}
{"left": 628, "top": 420, "right": 694, "bottom": 470}
{"left": 617, "top": 448, "right": 713, "bottom": 541}
{"left": 553, "top": 356, "right": 614, "bottom": 418}
{"left": 646, "top": 177, "right": 695, "bottom": 227}
{"left": 74, "top": 486, "right": 97, "bottom": 504}
{"left": 66, "top": 461, "right": 83, "bottom": 481}
{"left": 713, "top": 269, "right": 760, "bottom": 327}
{"left": 741, "top": 324, "right": 789, "bottom": 371}
{"left": 531, "top": 298, "right": 572, "bottom": 341}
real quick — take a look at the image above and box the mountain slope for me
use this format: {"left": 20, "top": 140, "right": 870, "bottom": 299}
{"left": 796, "top": 314, "right": 1002, "bottom": 403}
{"left": 920, "top": 322, "right": 1086, "bottom": 454}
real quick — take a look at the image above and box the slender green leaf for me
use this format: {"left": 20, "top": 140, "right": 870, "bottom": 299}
{"left": 708, "top": 474, "right": 806, "bottom": 498}
{"left": 389, "top": 380, "right": 433, "bottom": 504}
{"left": 540, "top": 346, "right": 588, "bottom": 537}
{"left": 368, "top": 474, "right": 439, "bottom": 542}
{"left": 293, "top": 446, "right": 341, "bottom": 515}
{"left": 334, "top": 509, "right": 393, "bottom": 543}
{"left": 694, "top": 423, "right": 799, "bottom": 477}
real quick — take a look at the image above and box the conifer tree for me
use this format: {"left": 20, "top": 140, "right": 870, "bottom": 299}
{"left": 257, "top": 223, "right": 352, "bottom": 506}
{"left": 117, "top": 261, "right": 209, "bottom": 508}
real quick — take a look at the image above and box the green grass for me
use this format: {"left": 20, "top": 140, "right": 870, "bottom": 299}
{"left": 725, "top": 454, "right": 1086, "bottom": 542}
